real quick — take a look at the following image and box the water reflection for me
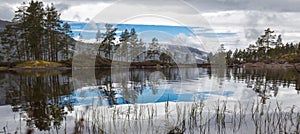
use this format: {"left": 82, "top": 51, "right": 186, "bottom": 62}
{"left": 0, "top": 67, "right": 300, "bottom": 132}
{"left": 229, "top": 68, "right": 300, "bottom": 104}
{"left": 85, "top": 68, "right": 185, "bottom": 106}
{"left": 0, "top": 70, "right": 73, "bottom": 131}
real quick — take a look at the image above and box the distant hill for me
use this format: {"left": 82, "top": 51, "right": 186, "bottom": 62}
{"left": 0, "top": 20, "right": 11, "bottom": 61}
{"left": 0, "top": 20, "right": 11, "bottom": 31}
{"left": 159, "top": 44, "right": 207, "bottom": 63}
{"left": 0, "top": 20, "right": 207, "bottom": 63}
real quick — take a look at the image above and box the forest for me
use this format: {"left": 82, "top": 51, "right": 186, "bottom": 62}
{"left": 218, "top": 28, "right": 300, "bottom": 65}
{"left": 0, "top": 0, "right": 174, "bottom": 66}
{"left": 1, "top": 0, "right": 300, "bottom": 67}
{"left": 0, "top": 1, "right": 74, "bottom": 62}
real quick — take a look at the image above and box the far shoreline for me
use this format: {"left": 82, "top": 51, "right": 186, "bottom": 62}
{"left": 1, "top": 60, "right": 300, "bottom": 72}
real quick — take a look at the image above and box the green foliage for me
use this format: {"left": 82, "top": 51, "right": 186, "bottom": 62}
{"left": 4, "top": 72, "right": 73, "bottom": 131}
{"left": 280, "top": 53, "right": 300, "bottom": 63}
{"left": 159, "top": 52, "right": 174, "bottom": 63}
{"left": 224, "top": 28, "right": 300, "bottom": 65}
{"left": 102, "top": 27, "right": 146, "bottom": 62}
{"left": 99, "top": 24, "right": 117, "bottom": 59}
{"left": 0, "top": 0, "right": 74, "bottom": 62}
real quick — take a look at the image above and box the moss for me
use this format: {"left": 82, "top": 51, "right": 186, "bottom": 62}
{"left": 16, "top": 60, "right": 64, "bottom": 68}
{"left": 280, "top": 53, "right": 300, "bottom": 63}
{"left": 58, "top": 59, "right": 72, "bottom": 67}
{"left": 0, "top": 67, "right": 8, "bottom": 71}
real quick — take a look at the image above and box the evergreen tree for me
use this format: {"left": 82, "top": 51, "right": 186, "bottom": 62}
{"left": 45, "top": 3, "right": 62, "bottom": 61}
{"left": 226, "top": 50, "right": 232, "bottom": 65}
{"left": 116, "top": 29, "right": 130, "bottom": 61}
{"left": 232, "top": 49, "right": 239, "bottom": 63}
{"left": 119, "top": 29, "right": 130, "bottom": 43}
{"left": 147, "top": 38, "right": 159, "bottom": 60}
{"left": 129, "top": 28, "right": 140, "bottom": 60}
{"left": 0, "top": 25, "right": 20, "bottom": 61}
{"left": 224, "top": 28, "right": 300, "bottom": 64}
{"left": 25, "top": 0, "right": 45, "bottom": 60}
{"left": 12, "top": 2, "right": 28, "bottom": 61}
{"left": 101, "top": 24, "right": 117, "bottom": 59}
{"left": 0, "top": 0, "right": 74, "bottom": 62}
{"left": 61, "top": 22, "right": 74, "bottom": 60}
{"left": 129, "top": 28, "right": 138, "bottom": 46}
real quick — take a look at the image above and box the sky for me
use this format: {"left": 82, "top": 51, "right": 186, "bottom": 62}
{"left": 1, "top": 0, "right": 300, "bottom": 52}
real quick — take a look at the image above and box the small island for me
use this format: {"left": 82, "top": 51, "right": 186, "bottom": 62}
{"left": 206, "top": 28, "right": 300, "bottom": 71}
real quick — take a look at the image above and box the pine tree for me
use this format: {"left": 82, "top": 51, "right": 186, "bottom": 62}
{"left": 119, "top": 29, "right": 130, "bottom": 43}
{"left": 117, "top": 29, "right": 130, "bottom": 61}
{"left": 101, "top": 24, "right": 117, "bottom": 59}
{"left": 129, "top": 28, "right": 140, "bottom": 60}
{"left": 45, "top": 3, "right": 62, "bottom": 61}
{"left": 25, "top": 0, "right": 45, "bottom": 60}
{"left": 0, "top": 25, "right": 19, "bottom": 61}
{"left": 0, "top": 1, "right": 74, "bottom": 62}
{"left": 12, "top": 2, "right": 28, "bottom": 61}
{"left": 232, "top": 49, "right": 239, "bottom": 63}
{"left": 226, "top": 50, "right": 232, "bottom": 65}
{"left": 61, "top": 22, "right": 74, "bottom": 60}
{"left": 147, "top": 38, "right": 159, "bottom": 60}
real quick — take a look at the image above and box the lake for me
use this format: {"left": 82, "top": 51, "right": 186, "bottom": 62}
{"left": 0, "top": 67, "right": 300, "bottom": 133}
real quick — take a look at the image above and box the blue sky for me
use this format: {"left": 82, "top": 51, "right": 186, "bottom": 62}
{"left": 68, "top": 21, "right": 236, "bottom": 39}
{"left": 68, "top": 21, "right": 238, "bottom": 52}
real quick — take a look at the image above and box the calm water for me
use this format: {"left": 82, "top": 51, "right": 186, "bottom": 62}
{"left": 0, "top": 67, "right": 300, "bottom": 132}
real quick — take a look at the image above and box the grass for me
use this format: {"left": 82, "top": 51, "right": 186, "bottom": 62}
{"left": 3, "top": 99, "right": 300, "bottom": 133}
{"left": 70, "top": 100, "right": 300, "bottom": 134}
{"left": 0, "top": 66, "right": 8, "bottom": 71}
{"left": 16, "top": 60, "right": 64, "bottom": 68}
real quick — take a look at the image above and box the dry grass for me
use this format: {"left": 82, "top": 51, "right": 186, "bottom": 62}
{"left": 0, "top": 66, "right": 8, "bottom": 71}
{"left": 4, "top": 100, "right": 300, "bottom": 133}
{"left": 16, "top": 60, "right": 64, "bottom": 68}
{"left": 71, "top": 100, "right": 300, "bottom": 134}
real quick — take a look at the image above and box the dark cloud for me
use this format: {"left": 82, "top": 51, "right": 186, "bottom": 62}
{"left": 4, "top": 0, "right": 300, "bottom": 13}
{"left": 2, "top": 0, "right": 300, "bottom": 21}
{"left": 184, "top": 0, "right": 300, "bottom": 12}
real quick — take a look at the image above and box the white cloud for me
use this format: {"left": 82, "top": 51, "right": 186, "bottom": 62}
{"left": 1, "top": 0, "right": 300, "bottom": 51}
{"left": 60, "top": 3, "right": 112, "bottom": 22}
{"left": 0, "top": 3, "right": 17, "bottom": 21}
{"left": 201, "top": 10, "right": 300, "bottom": 50}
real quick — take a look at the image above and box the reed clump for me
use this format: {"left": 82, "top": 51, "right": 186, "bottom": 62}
{"left": 71, "top": 100, "right": 300, "bottom": 134}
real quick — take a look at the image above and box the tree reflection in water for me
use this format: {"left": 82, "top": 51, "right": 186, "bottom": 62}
{"left": 3, "top": 70, "right": 73, "bottom": 131}
{"left": 1, "top": 67, "right": 300, "bottom": 131}
{"left": 230, "top": 68, "right": 299, "bottom": 104}
{"left": 94, "top": 67, "right": 183, "bottom": 106}
{"left": 93, "top": 67, "right": 300, "bottom": 107}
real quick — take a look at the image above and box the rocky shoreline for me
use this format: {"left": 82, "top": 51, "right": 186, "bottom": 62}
{"left": 1, "top": 60, "right": 300, "bottom": 72}
{"left": 242, "top": 62, "right": 300, "bottom": 71}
